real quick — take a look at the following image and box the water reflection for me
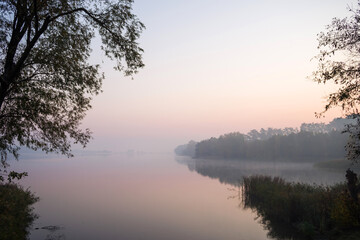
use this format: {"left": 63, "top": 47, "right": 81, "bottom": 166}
{"left": 7, "top": 154, "right": 355, "bottom": 240}
{"left": 175, "top": 156, "right": 347, "bottom": 186}
{"left": 44, "top": 235, "right": 66, "bottom": 240}
{"left": 175, "top": 156, "right": 360, "bottom": 240}
{"left": 14, "top": 154, "right": 272, "bottom": 240}
{"left": 34, "top": 226, "right": 66, "bottom": 240}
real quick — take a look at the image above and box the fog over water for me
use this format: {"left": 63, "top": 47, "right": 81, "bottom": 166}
{"left": 8, "top": 151, "right": 350, "bottom": 240}
{"left": 176, "top": 157, "right": 347, "bottom": 186}
{"left": 3, "top": 0, "right": 360, "bottom": 239}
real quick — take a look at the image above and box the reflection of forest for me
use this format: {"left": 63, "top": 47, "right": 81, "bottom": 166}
{"left": 175, "top": 156, "right": 347, "bottom": 186}
{"left": 176, "top": 156, "right": 360, "bottom": 239}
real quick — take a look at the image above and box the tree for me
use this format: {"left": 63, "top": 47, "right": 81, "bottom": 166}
{"left": 313, "top": 1, "right": 360, "bottom": 163}
{"left": 0, "top": 0, "right": 144, "bottom": 167}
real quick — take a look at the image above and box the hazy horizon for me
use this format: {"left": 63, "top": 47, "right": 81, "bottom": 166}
{"left": 4, "top": 2, "right": 360, "bottom": 240}
{"left": 80, "top": 0, "right": 356, "bottom": 153}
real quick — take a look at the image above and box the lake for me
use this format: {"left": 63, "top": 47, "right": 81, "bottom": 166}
{"left": 9, "top": 153, "right": 347, "bottom": 240}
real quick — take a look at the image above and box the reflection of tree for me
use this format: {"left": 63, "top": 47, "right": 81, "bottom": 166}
{"left": 253, "top": 216, "right": 304, "bottom": 240}
{"left": 175, "top": 156, "right": 360, "bottom": 239}
{"left": 175, "top": 156, "right": 244, "bottom": 185}
{"left": 37, "top": 225, "right": 65, "bottom": 240}
{"left": 175, "top": 156, "right": 346, "bottom": 186}
{"left": 44, "top": 232, "right": 66, "bottom": 240}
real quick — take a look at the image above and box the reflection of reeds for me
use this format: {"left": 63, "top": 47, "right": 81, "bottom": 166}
{"left": 227, "top": 186, "right": 241, "bottom": 200}
{"left": 0, "top": 183, "right": 38, "bottom": 240}
{"left": 242, "top": 175, "right": 360, "bottom": 239}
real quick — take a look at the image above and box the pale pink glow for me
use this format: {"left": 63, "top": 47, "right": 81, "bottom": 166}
{"left": 18, "top": 155, "right": 270, "bottom": 240}
{"left": 83, "top": 78, "right": 342, "bottom": 152}
{"left": 82, "top": 0, "right": 355, "bottom": 152}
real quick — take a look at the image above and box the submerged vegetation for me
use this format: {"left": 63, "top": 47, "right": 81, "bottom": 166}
{"left": 0, "top": 183, "right": 38, "bottom": 240}
{"left": 242, "top": 172, "right": 360, "bottom": 240}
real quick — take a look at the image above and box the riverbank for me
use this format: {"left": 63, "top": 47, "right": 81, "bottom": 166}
{"left": 242, "top": 174, "right": 360, "bottom": 240}
{"left": 0, "top": 183, "right": 38, "bottom": 240}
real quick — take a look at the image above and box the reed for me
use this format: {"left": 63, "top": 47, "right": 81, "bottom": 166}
{"left": 242, "top": 175, "right": 360, "bottom": 239}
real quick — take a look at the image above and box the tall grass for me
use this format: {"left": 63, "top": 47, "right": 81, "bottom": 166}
{"left": 242, "top": 175, "right": 360, "bottom": 240}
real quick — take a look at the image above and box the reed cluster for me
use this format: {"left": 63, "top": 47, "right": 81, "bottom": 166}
{"left": 242, "top": 175, "right": 360, "bottom": 239}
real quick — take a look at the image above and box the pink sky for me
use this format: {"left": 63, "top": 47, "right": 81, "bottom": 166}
{"left": 81, "top": 0, "right": 355, "bottom": 152}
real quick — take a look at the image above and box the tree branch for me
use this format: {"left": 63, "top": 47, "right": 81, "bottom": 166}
{"left": 26, "top": 18, "right": 31, "bottom": 45}
{"left": 50, "top": 8, "right": 117, "bottom": 38}
{"left": 33, "top": 0, "right": 39, "bottom": 33}
{"left": 12, "top": 16, "right": 51, "bottom": 81}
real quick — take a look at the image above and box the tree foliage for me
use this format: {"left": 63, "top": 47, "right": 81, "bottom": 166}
{"left": 194, "top": 131, "right": 347, "bottom": 161}
{"left": 175, "top": 118, "right": 351, "bottom": 160}
{"left": 0, "top": 183, "right": 39, "bottom": 240}
{"left": 313, "top": 3, "right": 360, "bottom": 114}
{"left": 174, "top": 140, "right": 197, "bottom": 157}
{"left": 313, "top": 1, "right": 360, "bottom": 163}
{"left": 0, "top": 0, "right": 144, "bottom": 166}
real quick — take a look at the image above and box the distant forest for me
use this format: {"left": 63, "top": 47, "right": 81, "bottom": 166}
{"left": 175, "top": 117, "right": 355, "bottom": 161}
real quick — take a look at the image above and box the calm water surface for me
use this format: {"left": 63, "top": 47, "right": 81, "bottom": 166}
{"left": 10, "top": 153, "right": 346, "bottom": 240}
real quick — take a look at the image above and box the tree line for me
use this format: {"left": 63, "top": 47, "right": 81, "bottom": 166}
{"left": 175, "top": 117, "right": 353, "bottom": 161}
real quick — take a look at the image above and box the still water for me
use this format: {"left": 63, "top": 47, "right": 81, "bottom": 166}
{"left": 10, "top": 153, "right": 346, "bottom": 240}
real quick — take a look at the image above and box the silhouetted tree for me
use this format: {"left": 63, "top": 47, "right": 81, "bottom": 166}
{"left": 312, "top": 1, "right": 360, "bottom": 163}
{"left": 192, "top": 129, "right": 347, "bottom": 161}
{"left": 174, "top": 140, "right": 197, "bottom": 157}
{"left": 0, "top": 0, "right": 144, "bottom": 167}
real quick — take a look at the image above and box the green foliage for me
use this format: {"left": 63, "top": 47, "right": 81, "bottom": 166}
{"left": 242, "top": 175, "right": 360, "bottom": 239}
{"left": 0, "top": 167, "right": 28, "bottom": 183}
{"left": 0, "top": 0, "right": 144, "bottom": 165}
{"left": 331, "top": 191, "right": 360, "bottom": 229}
{"left": 0, "top": 183, "right": 39, "bottom": 240}
{"left": 7, "top": 171, "right": 28, "bottom": 182}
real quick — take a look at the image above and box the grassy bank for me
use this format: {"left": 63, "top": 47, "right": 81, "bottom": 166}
{"left": 242, "top": 175, "right": 360, "bottom": 240}
{"left": 0, "top": 183, "right": 38, "bottom": 240}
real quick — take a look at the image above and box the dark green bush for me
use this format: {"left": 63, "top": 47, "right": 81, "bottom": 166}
{"left": 0, "top": 183, "right": 39, "bottom": 240}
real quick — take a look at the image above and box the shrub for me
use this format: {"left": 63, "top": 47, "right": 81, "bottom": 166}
{"left": 0, "top": 183, "right": 39, "bottom": 240}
